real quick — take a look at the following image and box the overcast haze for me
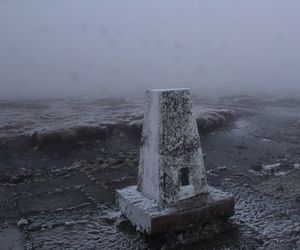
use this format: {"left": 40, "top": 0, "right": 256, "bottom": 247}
{"left": 0, "top": 0, "right": 300, "bottom": 98}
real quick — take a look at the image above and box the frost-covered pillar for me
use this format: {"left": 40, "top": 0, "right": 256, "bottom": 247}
{"left": 137, "top": 89, "right": 208, "bottom": 204}
{"left": 116, "top": 88, "right": 235, "bottom": 235}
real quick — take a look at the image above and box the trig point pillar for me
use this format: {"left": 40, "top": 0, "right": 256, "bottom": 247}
{"left": 137, "top": 89, "right": 208, "bottom": 204}
{"left": 116, "top": 88, "right": 235, "bottom": 234}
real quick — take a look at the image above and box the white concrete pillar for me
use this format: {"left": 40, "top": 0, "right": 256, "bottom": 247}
{"left": 137, "top": 88, "right": 208, "bottom": 204}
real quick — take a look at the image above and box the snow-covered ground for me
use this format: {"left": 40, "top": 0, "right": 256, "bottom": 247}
{"left": 0, "top": 93, "right": 299, "bottom": 249}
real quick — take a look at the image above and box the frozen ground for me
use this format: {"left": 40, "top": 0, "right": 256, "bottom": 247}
{"left": 0, "top": 97, "right": 234, "bottom": 141}
{"left": 0, "top": 94, "right": 299, "bottom": 249}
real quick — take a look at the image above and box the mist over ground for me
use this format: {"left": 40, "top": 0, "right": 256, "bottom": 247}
{"left": 0, "top": 0, "right": 300, "bottom": 99}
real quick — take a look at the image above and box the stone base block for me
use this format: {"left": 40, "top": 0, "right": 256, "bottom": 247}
{"left": 116, "top": 185, "right": 235, "bottom": 235}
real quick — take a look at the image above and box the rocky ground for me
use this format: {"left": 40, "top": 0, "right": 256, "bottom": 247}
{"left": 0, "top": 95, "right": 299, "bottom": 249}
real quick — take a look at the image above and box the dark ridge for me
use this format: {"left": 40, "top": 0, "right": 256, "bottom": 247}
{"left": 0, "top": 109, "right": 236, "bottom": 151}
{"left": 275, "top": 98, "right": 300, "bottom": 107}
{"left": 195, "top": 110, "right": 236, "bottom": 132}
{"left": 28, "top": 125, "right": 114, "bottom": 147}
{"left": 92, "top": 97, "right": 129, "bottom": 106}
{"left": 0, "top": 100, "right": 49, "bottom": 110}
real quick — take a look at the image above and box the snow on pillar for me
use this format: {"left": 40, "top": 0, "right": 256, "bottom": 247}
{"left": 137, "top": 88, "right": 208, "bottom": 204}
{"left": 116, "top": 88, "right": 235, "bottom": 235}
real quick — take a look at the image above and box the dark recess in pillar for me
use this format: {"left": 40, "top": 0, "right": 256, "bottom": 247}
{"left": 180, "top": 167, "right": 189, "bottom": 186}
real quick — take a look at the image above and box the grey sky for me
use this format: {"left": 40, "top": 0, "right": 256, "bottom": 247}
{"left": 0, "top": 0, "right": 299, "bottom": 98}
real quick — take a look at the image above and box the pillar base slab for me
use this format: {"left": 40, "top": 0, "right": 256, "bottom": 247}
{"left": 116, "top": 185, "right": 235, "bottom": 235}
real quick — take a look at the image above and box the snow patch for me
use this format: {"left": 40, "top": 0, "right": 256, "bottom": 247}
{"left": 293, "top": 163, "right": 300, "bottom": 169}
{"left": 262, "top": 163, "right": 281, "bottom": 171}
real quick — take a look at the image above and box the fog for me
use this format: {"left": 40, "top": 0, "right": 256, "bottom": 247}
{"left": 0, "top": 0, "right": 300, "bottom": 98}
